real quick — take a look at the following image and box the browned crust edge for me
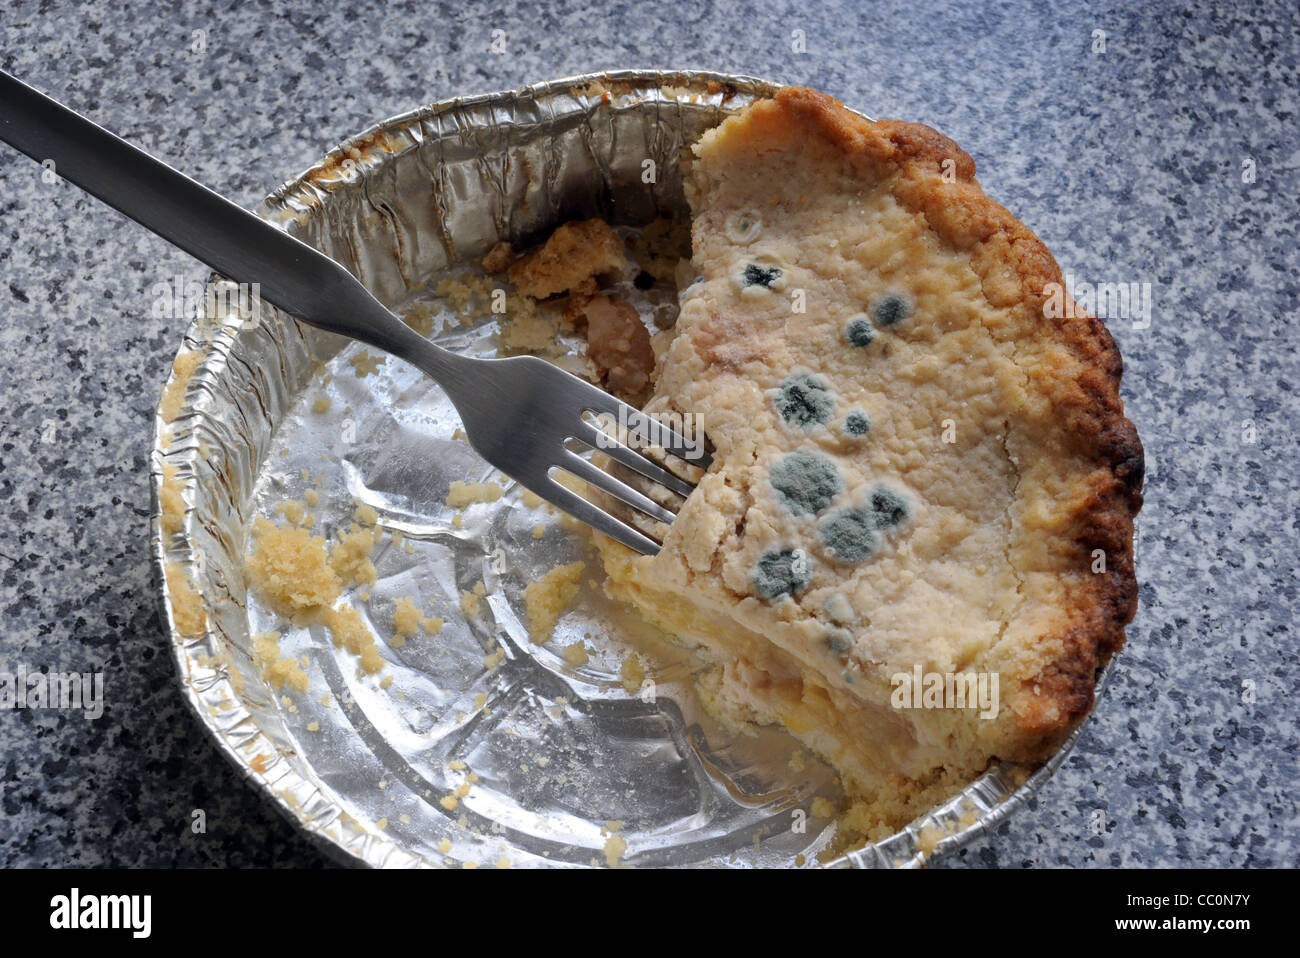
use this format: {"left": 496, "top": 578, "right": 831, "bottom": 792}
{"left": 767, "top": 86, "right": 1144, "bottom": 757}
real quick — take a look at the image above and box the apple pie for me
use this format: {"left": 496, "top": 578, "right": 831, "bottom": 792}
{"left": 592, "top": 87, "right": 1144, "bottom": 837}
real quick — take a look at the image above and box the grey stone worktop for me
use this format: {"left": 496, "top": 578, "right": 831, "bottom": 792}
{"left": 0, "top": 0, "right": 1295, "bottom": 867}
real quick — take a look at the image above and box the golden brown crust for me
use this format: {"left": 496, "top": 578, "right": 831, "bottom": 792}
{"left": 767, "top": 86, "right": 1143, "bottom": 751}
{"left": 506, "top": 218, "right": 625, "bottom": 299}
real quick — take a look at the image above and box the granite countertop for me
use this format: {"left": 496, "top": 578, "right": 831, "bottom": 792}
{"left": 0, "top": 0, "right": 1295, "bottom": 867}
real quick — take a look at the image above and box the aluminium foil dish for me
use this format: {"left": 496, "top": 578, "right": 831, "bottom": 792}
{"left": 151, "top": 70, "right": 1116, "bottom": 868}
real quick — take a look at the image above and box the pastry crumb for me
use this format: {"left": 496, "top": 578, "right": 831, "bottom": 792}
{"left": 434, "top": 274, "right": 496, "bottom": 325}
{"left": 404, "top": 302, "right": 437, "bottom": 337}
{"left": 246, "top": 518, "right": 341, "bottom": 616}
{"left": 619, "top": 654, "right": 645, "bottom": 694}
{"left": 252, "top": 631, "right": 309, "bottom": 693}
{"left": 348, "top": 350, "right": 385, "bottom": 378}
{"left": 165, "top": 561, "right": 206, "bottom": 637}
{"left": 561, "top": 642, "right": 590, "bottom": 667}
{"left": 601, "top": 820, "right": 628, "bottom": 867}
{"left": 392, "top": 597, "right": 422, "bottom": 641}
{"left": 274, "top": 498, "right": 307, "bottom": 526}
{"left": 916, "top": 823, "right": 944, "bottom": 856}
{"left": 330, "top": 523, "right": 378, "bottom": 588}
{"left": 460, "top": 581, "right": 486, "bottom": 618}
{"left": 446, "top": 479, "right": 504, "bottom": 508}
{"left": 160, "top": 349, "right": 202, "bottom": 423}
{"left": 323, "top": 603, "right": 385, "bottom": 674}
{"left": 159, "top": 462, "right": 186, "bottom": 537}
{"left": 523, "top": 561, "right": 586, "bottom": 644}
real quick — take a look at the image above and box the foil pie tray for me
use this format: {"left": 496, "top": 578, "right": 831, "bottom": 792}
{"left": 150, "top": 69, "right": 1115, "bottom": 868}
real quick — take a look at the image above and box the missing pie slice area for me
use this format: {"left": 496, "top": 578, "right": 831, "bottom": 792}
{"left": 593, "top": 87, "right": 1143, "bottom": 843}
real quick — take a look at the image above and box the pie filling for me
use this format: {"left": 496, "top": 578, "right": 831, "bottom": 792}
{"left": 600, "top": 547, "right": 941, "bottom": 787}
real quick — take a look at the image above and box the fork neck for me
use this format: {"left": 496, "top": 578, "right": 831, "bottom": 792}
{"left": 334, "top": 296, "right": 476, "bottom": 388}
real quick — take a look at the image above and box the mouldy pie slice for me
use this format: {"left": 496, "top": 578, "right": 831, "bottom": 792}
{"left": 594, "top": 87, "right": 1143, "bottom": 830}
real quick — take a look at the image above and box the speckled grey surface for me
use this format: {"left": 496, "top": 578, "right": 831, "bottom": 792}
{"left": 0, "top": 0, "right": 1296, "bottom": 868}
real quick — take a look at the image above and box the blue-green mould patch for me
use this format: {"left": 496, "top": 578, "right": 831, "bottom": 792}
{"left": 818, "top": 508, "right": 879, "bottom": 563}
{"left": 844, "top": 316, "right": 875, "bottom": 348}
{"left": 741, "top": 263, "right": 783, "bottom": 289}
{"left": 870, "top": 485, "right": 910, "bottom": 529}
{"left": 770, "top": 450, "right": 841, "bottom": 516}
{"left": 843, "top": 410, "right": 871, "bottom": 436}
{"left": 825, "top": 627, "right": 853, "bottom": 655}
{"left": 818, "top": 485, "right": 912, "bottom": 563}
{"left": 873, "top": 294, "right": 910, "bottom": 327}
{"left": 753, "top": 549, "right": 811, "bottom": 601}
{"left": 772, "top": 373, "right": 834, "bottom": 429}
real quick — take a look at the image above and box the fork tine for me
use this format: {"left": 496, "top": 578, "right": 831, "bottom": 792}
{"left": 623, "top": 409, "right": 713, "bottom": 469}
{"left": 576, "top": 389, "right": 712, "bottom": 468}
{"left": 531, "top": 475, "right": 662, "bottom": 556}
{"left": 572, "top": 420, "right": 698, "bottom": 498}
{"left": 558, "top": 451, "right": 677, "bottom": 525}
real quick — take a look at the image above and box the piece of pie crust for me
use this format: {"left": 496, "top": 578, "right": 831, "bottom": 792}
{"left": 593, "top": 87, "right": 1143, "bottom": 837}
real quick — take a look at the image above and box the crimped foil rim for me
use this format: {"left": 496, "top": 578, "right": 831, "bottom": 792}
{"left": 151, "top": 69, "right": 1117, "bottom": 869}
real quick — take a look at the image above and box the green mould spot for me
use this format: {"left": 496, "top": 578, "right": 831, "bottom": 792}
{"left": 753, "top": 549, "right": 811, "bottom": 601}
{"left": 818, "top": 508, "right": 879, "bottom": 563}
{"left": 873, "top": 294, "right": 910, "bottom": 327}
{"left": 773, "top": 373, "right": 834, "bottom": 429}
{"left": 844, "top": 316, "right": 875, "bottom": 348}
{"left": 825, "top": 627, "right": 853, "bottom": 655}
{"left": 844, "top": 410, "right": 871, "bottom": 437}
{"left": 741, "top": 263, "right": 783, "bottom": 289}
{"left": 770, "top": 450, "right": 842, "bottom": 516}
{"left": 870, "top": 485, "right": 910, "bottom": 529}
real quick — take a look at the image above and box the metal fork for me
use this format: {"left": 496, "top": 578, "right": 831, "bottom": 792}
{"left": 0, "top": 70, "right": 709, "bottom": 555}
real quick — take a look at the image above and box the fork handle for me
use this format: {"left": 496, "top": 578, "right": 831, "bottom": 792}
{"left": 0, "top": 69, "right": 469, "bottom": 383}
